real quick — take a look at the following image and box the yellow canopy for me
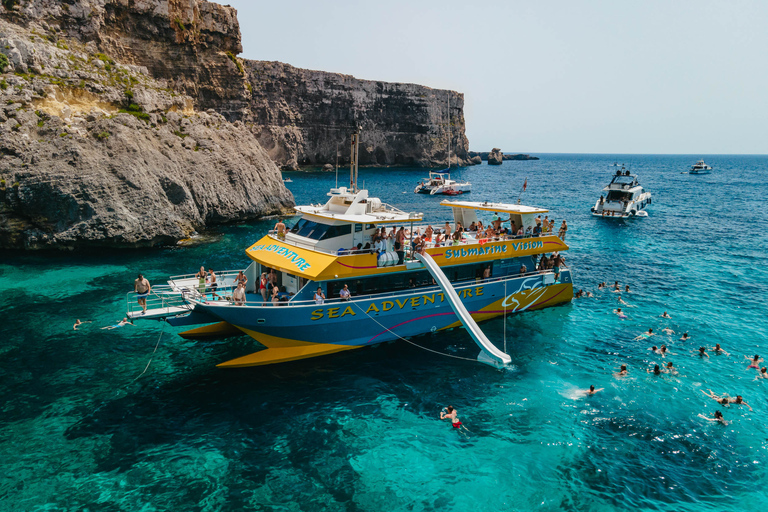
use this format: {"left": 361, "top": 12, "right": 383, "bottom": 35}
{"left": 245, "top": 236, "right": 338, "bottom": 279}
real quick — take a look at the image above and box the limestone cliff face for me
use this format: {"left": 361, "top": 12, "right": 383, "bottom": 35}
{"left": 245, "top": 61, "right": 471, "bottom": 170}
{"left": 2, "top": 1, "right": 472, "bottom": 171}
{"left": 0, "top": 15, "right": 292, "bottom": 250}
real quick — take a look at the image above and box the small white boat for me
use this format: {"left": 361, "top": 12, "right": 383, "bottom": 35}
{"left": 414, "top": 170, "right": 471, "bottom": 195}
{"left": 283, "top": 178, "right": 293, "bottom": 183}
{"left": 591, "top": 167, "right": 652, "bottom": 218}
{"left": 688, "top": 159, "right": 712, "bottom": 174}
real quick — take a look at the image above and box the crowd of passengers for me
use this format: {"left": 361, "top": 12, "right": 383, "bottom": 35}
{"left": 338, "top": 214, "right": 568, "bottom": 259}
{"left": 312, "top": 251, "right": 567, "bottom": 304}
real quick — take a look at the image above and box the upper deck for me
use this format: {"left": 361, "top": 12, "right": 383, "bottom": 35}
{"left": 248, "top": 191, "right": 568, "bottom": 281}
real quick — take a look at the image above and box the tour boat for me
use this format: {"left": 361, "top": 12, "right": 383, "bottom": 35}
{"left": 414, "top": 170, "right": 472, "bottom": 195}
{"left": 688, "top": 159, "right": 712, "bottom": 174}
{"left": 127, "top": 134, "right": 572, "bottom": 368}
{"left": 591, "top": 167, "right": 652, "bottom": 218}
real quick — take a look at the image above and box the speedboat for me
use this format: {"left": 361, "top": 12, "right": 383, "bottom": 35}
{"left": 414, "top": 170, "right": 471, "bottom": 195}
{"left": 688, "top": 160, "right": 712, "bottom": 174}
{"left": 125, "top": 133, "right": 572, "bottom": 368}
{"left": 591, "top": 167, "right": 652, "bottom": 218}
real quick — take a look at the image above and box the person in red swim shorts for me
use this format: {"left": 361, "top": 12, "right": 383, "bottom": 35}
{"left": 440, "top": 406, "right": 462, "bottom": 428}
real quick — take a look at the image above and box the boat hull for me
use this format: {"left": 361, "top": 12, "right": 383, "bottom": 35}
{"left": 193, "top": 271, "right": 573, "bottom": 367}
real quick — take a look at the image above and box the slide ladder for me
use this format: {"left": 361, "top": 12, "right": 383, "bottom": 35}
{"left": 414, "top": 252, "right": 511, "bottom": 367}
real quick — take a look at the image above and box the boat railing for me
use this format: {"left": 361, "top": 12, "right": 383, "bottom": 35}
{"left": 167, "top": 269, "right": 245, "bottom": 289}
{"left": 125, "top": 284, "right": 195, "bottom": 317}
{"left": 193, "top": 267, "right": 565, "bottom": 309}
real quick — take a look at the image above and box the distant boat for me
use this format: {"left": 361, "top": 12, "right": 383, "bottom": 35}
{"left": 688, "top": 159, "right": 712, "bottom": 175}
{"left": 283, "top": 178, "right": 293, "bottom": 183}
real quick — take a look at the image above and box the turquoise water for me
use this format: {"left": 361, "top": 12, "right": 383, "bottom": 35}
{"left": 1, "top": 154, "right": 767, "bottom": 511}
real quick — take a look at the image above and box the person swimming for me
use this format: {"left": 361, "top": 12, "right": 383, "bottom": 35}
{"left": 745, "top": 355, "right": 763, "bottom": 370}
{"left": 662, "top": 327, "right": 675, "bottom": 335}
{"left": 613, "top": 308, "right": 627, "bottom": 319}
{"left": 650, "top": 345, "right": 661, "bottom": 354}
{"left": 665, "top": 361, "right": 678, "bottom": 375}
{"left": 612, "top": 281, "right": 621, "bottom": 292}
{"left": 598, "top": 282, "right": 606, "bottom": 290}
{"left": 756, "top": 367, "right": 768, "bottom": 380}
{"left": 585, "top": 385, "right": 604, "bottom": 395}
{"left": 732, "top": 395, "right": 752, "bottom": 411}
{"left": 101, "top": 318, "right": 132, "bottom": 330}
{"left": 73, "top": 319, "right": 92, "bottom": 330}
{"left": 680, "top": 332, "right": 690, "bottom": 341}
{"left": 699, "top": 410, "right": 727, "bottom": 424}
{"left": 647, "top": 364, "right": 661, "bottom": 375}
{"left": 710, "top": 343, "right": 730, "bottom": 356}
{"left": 701, "top": 389, "right": 730, "bottom": 405}
{"left": 614, "top": 365, "right": 628, "bottom": 378}
{"left": 661, "top": 311, "right": 671, "bottom": 319}
{"left": 634, "top": 328, "right": 655, "bottom": 341}
{"left": 440, "top": 406, "right": 466, "bottom": 431}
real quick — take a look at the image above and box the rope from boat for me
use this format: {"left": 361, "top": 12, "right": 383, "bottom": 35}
{"left": 131, "top": 320, "right": 166, "bottom": 382}
{"left": 350, "top": 301, "right": 479, "bottom": 363}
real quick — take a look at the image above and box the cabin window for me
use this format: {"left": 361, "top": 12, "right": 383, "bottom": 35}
{"left": 319, "top": 224, "right": 352, "bottom": 240}
{"left": 354, "top": 224, "right": 363, "bottom": 232}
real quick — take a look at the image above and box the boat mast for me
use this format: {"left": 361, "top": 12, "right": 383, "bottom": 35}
{"left": 350, "top": 127, "right": 360, "bottom": 192}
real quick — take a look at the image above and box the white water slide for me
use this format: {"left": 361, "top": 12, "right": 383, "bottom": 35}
{"left": 414, "top": 252, "right": 511, "bottom": 367}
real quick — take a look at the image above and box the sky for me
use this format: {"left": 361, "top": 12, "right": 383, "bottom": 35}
{"left": 225, "top": 0, "right": 767, "bottom": 154}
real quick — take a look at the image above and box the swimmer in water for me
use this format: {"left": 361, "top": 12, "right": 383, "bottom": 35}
{"left": 701, "top": 389, "right": 731, "bottom": 406}
{"left": 613, "top": 308, "right": 627, "bottom": 318}
{"left": 614, "top": 364, "right": 628, "bottom": 378}
{"left": 647, "top": 364, "right": 662, "bottom": 375}
{"left": 661, "top": 311, "right": 671, "bottom": 319}
{"left": 73, "top": 319, "right": 92, "bottom": 330}
{"left": 659, "top": 344, "right": 675, "bottom": 357}
{"left": 440, "top": 406, "right": 468, "bottom": 432}
{"left": 710, "top": 343, "right": 730, "bottom": 356}
{"left": 612, "top": 281, "right": 621, "bottom": 292}
{"left": 697, "top": 346, "right": 710, "bottom": 358}
{"left": 732, "top": 395, "right": 752, "bottom": 411}
{"left": 662, "top": 327, "right": 675, "bottom": 335}
{"left": 699, "top": 410, "right": 727, "bottom": 424}
{"left": 634, "top": 328, "right": 655, "bottom": 341}
{"left": 586, "top": 291, "right": 594, "bottom": 297}
{"left": 101, "top": 318, "right": 133, "bottom": 330}
{"left": 598, "top": 282, "right": 606, "bottom": 290}
{"left": 665, "top": 361, "right": 678, "bottom": 375}
{"left": 745, "top": 355, "right": 763, "bottom": 370}
{"left": 624, "top": 285, "right": 630, "bottom": 293}
{"left": 585, "top": 385, "right": 604, "bottom": 395}
{"left": 649, "top": 345, "right": 661, "bottom": 355}
{"left": 575, "top": 289, "right": 585, "bottom": 298}
{"left": 755, "top": 367, "right": 768, "bottom": 380}
{"left": 680, "top": 332, "right": 690, "bottom": 341}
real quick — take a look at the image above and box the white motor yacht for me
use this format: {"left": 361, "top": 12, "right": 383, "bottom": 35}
{"left": 591, "top": 168, "right": 652, "bottom": 218}
{"left": 414, "top": 170, "right": 471, "bottom": 195}
{"left": 688, "top": 159, "right": 712, "bottom": 174}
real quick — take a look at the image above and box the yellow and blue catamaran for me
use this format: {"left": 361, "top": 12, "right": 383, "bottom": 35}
{"left": 127, "top": 136, "right": 573, "bottom": 368}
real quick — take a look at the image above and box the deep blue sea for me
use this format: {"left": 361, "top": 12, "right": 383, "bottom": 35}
{"left": 1, "top": 154, "right": 767, "bottom": 511}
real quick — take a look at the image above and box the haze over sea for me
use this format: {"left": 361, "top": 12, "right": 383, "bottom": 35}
{"left": 1, "top": 154, "right": 767, "bottom": 511}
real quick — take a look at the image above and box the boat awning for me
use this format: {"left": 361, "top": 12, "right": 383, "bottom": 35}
{"left": 245, "top": 236, "right": 338, "bottom": 279}
{"left": 440, "top": 200, "right": 548, "bottom": 214}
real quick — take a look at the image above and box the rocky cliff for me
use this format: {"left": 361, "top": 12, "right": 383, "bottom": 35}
{"left": 245, "top": 61, "right": 471, "bottom": 170}
{"left": 469, "top": 151, "right": 540, "bottom": 161}
{"left": 0, "top": 11, "right": 292, "bottom": 250}
{"left": 1, "top": 1, "right": 472, "bottom": 171}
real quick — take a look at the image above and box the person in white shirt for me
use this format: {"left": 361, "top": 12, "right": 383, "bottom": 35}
{"left": 314, "top": 287, "right": 325, "bottom": 304}
{"left": 340, "top": 284, "right": 351, "bottom": 301}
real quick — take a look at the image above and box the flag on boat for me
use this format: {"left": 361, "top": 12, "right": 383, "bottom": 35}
{"left": 523, "top": 178, "right": 527, "bottom": 191}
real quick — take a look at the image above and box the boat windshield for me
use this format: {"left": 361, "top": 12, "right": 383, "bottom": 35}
{"left": 290, "top": 219, "right": 354, "bottom": 240}
{"left": 606, "top": 190, "right": 634, "bottom": 201}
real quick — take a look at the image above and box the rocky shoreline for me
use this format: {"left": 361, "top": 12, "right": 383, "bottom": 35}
{"left": 469, "top": 151, "right": 540, "bottom": 161}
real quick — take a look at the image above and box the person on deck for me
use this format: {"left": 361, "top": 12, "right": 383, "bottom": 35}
{"left": 314, "top": 287, "right": 325, "bottom": 305}
{"left": 274, "top": 219, "right": 286, "bottom": 240}
{"left": 340, "top": 284, "right": 351, "bottom": 301}
{"left": 259, "top": 273, "right": 268, "bottom": 304}
{"left": 559, "top": 220, "right": 568, "bottom": 240}
{"left": 232, "top": 282, "right": 246, "bottom": 305}
{"left": 134, "top": 274, "right": 151, "bottom": 314}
